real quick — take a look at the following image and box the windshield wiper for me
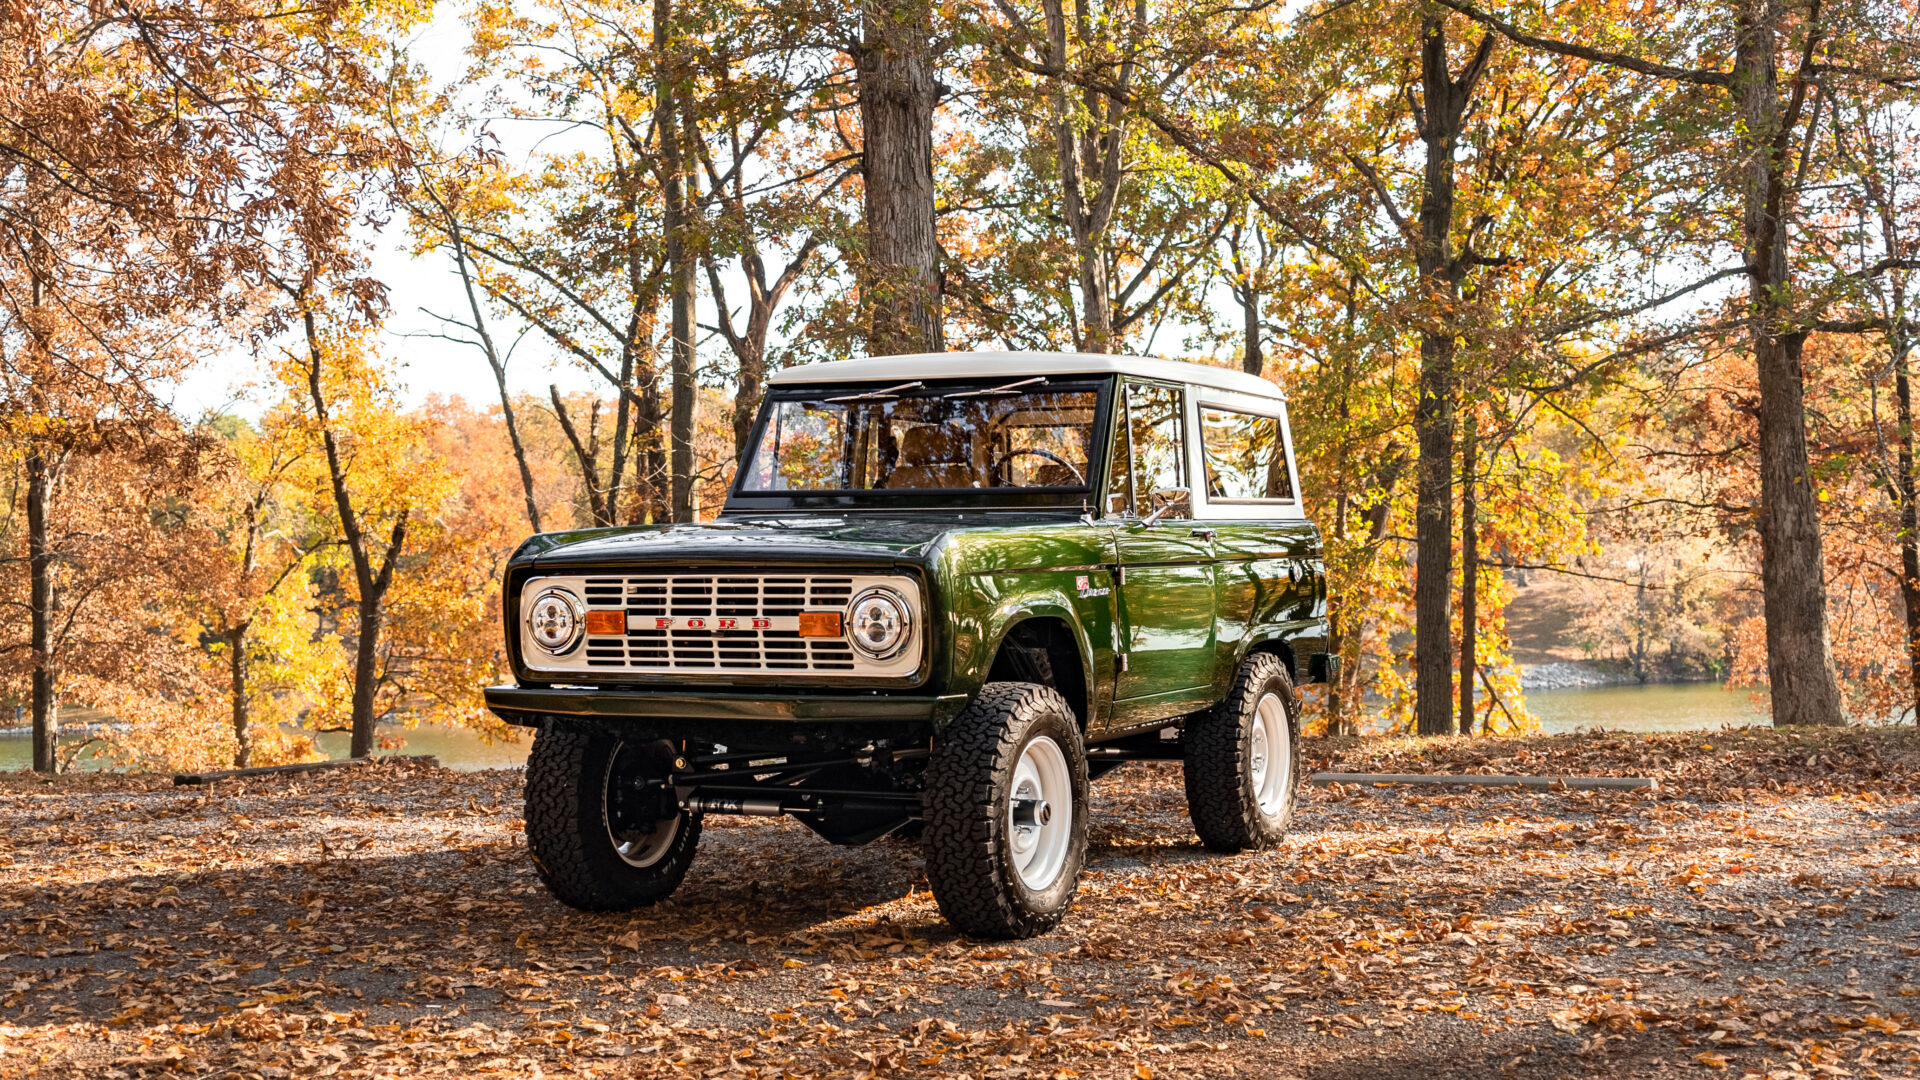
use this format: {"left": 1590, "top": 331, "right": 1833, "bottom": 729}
{"left": 825, "top": 381, "right": 925, "bottom": 403}
{"left": 943, "top": 376, "right": 1047, "bottom": 399}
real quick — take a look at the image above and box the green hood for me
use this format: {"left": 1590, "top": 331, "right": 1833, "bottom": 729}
{"left": 511, "top": 511, "right": 1085, "bottom": 570}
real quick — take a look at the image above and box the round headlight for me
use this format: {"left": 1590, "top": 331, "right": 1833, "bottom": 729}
{"left": 847, "top": 587, "right": 911, "bottom": 661}
{"left": 526, "top": 588, "right": 584, "bottom": 655}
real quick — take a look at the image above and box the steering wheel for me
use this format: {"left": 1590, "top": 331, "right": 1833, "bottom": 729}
{"left": 993, "top": 447, "right": 1086, "bottom": 487}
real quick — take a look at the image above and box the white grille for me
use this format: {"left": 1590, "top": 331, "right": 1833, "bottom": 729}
{"left": 519, "top": 572, "right": 922, "bottom": 678}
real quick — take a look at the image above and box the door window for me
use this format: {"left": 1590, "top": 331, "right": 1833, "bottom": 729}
{"left": 1105, "top": 411, "right": 1132, "bottom": 516}
{"left": 1124, "top": 382, "right": 1187, "bottom": 517}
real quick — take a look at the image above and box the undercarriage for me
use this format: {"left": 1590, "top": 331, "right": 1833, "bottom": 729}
{"left": 592, "top": 724, "right": 1191, "bottom": 847}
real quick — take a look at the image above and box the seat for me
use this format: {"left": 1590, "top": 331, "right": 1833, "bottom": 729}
{"left": 1029, "top": 462, "right": 1082, "bottom": 487}
{"left": 887, "top": 424, "right": 973, "bottom": 489}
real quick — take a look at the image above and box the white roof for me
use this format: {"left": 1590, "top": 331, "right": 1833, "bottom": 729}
{"left": 767, "top": 351, "right": 1285, "bottom": 400}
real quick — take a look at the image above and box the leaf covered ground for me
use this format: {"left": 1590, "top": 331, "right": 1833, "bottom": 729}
{"left": 2, "top": 726, "right": 1917, "bottom": 1080}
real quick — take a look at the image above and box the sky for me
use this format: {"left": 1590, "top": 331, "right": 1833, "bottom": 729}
{"left": 154, "top": 1, "right": 1237, "bottom": 424}
{"left": 163, "top": 4, "right": 611, "bottom": 422}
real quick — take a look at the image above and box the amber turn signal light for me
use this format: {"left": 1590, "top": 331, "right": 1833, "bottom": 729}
{"left": 584, "top": 610, "right": 626, "bottom": 635}
{"left": 798, "top": 611, "right": 843, "bottom": 637}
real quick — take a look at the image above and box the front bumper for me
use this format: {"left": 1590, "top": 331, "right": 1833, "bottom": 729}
{"left": 485, "top": 685, "right": 972, "bottom": 727}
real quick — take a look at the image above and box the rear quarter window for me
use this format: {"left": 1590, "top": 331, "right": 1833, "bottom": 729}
{"left": 1199, "top": 408, "right": 1293, "bottom": 501}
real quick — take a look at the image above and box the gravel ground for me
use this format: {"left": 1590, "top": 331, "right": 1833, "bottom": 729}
{"left": 1, "top": 726, "right": 1917, "bottom": 1080}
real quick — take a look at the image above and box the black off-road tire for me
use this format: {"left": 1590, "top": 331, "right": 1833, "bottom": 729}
{"left": 524, "top": 725, "right": 701, "bottom": 911}
{"left": 923, "top": 683, "right": 1089, "bottom": 939}
{"left": 1183, "top": 653, "right": 1301, "bottom": 852}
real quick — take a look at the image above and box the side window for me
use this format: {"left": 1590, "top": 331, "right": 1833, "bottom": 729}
{"left": 748, "top": 400, "right": 849, "bottom": 490}
{"left": 1126, "top": 382, "right": 1187, "bottom": 517}
{"left": 1105, "top": 404, "right": 1132, "bottom": 516}
{"left": 1200, "top": 407, "right": 1294, "bottom": 501}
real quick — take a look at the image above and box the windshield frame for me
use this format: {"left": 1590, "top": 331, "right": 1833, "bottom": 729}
{"left": 725, "top": 376, "right": 1116, "bottom": 513}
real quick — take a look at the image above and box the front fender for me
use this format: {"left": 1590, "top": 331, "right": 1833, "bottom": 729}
{"left": 918, "top": 520, "right": 1117, "bottom": 727}
{"left": 938, "top": 575, "right": 1113, "bottom": 730}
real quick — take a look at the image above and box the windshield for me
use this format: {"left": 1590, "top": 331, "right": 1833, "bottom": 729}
{"left": 741, "top": 380, "right": 1102, "bottom": 494}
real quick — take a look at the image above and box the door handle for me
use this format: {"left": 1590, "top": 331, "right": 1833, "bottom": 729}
{"left": 1189, "top": 527, "right": 1216, "bottom": 541}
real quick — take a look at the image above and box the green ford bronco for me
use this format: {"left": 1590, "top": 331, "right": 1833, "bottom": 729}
{"left": 486, "top": 351, "right": 1331, "bottom": 939}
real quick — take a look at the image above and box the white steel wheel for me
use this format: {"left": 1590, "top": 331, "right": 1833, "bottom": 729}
{"left": 1007, "top": 735, "right": 1073, "bottom": 891}
{"left": 1183, "top": 652, "right": 1300, "bottom": 852}
{"left": 606, "top": 801, "right": 682, "bottom": 869}
{"left": 524, "top": 728, "right": 702, "bottom": 911}
{"left": 1249, "top": 692, "right": 1293, "bottom": 816}
{"left": 924, "top": 682, "right": 1090, "bottom": 939}
{"left": 602, "top": 739, "right": 686, "bottom": 869}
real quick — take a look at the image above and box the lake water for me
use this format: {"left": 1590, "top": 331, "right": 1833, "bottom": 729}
{"left": 2, "top": 681, "right": 1779, "bottom": 773}
{"left": 0, "top": 721, "right": 532, "bottom": 773}
{"left": 312, "top": 726, "right": 533, "bottom": 770}
{"left": 1527, "top": 681, "right": 1772, "bottom": 733}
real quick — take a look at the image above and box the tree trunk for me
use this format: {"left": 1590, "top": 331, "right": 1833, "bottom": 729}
{"left": 550, "top": 386, "right": 609, "bottom": 525}
{"left": 1458, "top": 412, "right": 1478, "bottom": 736}
{"left": 1632, "top": 576, "right": 1650, "bottom": 682}
{"left": 1410, "top": 22, "right": 1458, "bottom": 738}
{"left": 1072, "top": 231, "right": 1112, "bottom": 350}
{"left": 1241, "top": 285, "right": 1263, "bottom": 376}
{"left": 1410, "top": 19, "right": 1491, "bottom": 737}
{"left": 673, "top": 119, "right": 700, "bottom": 511}
{"left": 1753, "top": 331, "right": 1843, "bottom": 723}
{"left": 303, "top": 307, "right": 409, "bottom": 759}
{"left": 24, "top": 157, "right": 58, "bottom": 774}
{"left": 668, "top": 313, "right": 694, "bottom": 522}
{"left": 856, "top": 0, "right": 942, "bottom": 355}
{"left": 720, "top": 284, "right": 779, "bottom": 467}
{"left": 655, "top": 0, "right": 697, "bottom": 521}
{"left": 1855, "top": 122, "right": 1919, "bottom": 719}
{"left": 640, "top": 376, "right": 667, "bottom": 524}
{"left": 626, "top": 324, "right": 665, "bottom": 527}
{"left": 228, "top": 624, "right": 252, "bottom": 768}
{"left": 1735, "top": 1, "right": 1844, "bottom": 726}
{"left": 347, "top": 593, "right": 390, "bottom": 759}
{"left": 1895, "top": 342, "right": 1920, "bottom": 719}
{"left": 710, "top": 239, "right": 817, "bottom": 467}
{"left": 1323, "top": 277, "right": 1367, "bottom": 738}
{"left": 1328, "top": 483, "right": 1351, "bottom": 736}
{"left": 26, "top": 449, "right": 57, "bottom": 773}
{"left": 1041, "top": 0, "right": 1133, "bottom": 353}
{"left": 1413, "top": 333, "right": 1457, "bottom": 736}
{"left": 475, "top": 332, "right": 537, "bottom": 531}
{"left": 734, "top": 348, "right": 764, "bottom": 464}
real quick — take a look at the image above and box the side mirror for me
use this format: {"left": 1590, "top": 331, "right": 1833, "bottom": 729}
{"left": 1142, "top": 487, "right": 1192, "bottom": 526}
